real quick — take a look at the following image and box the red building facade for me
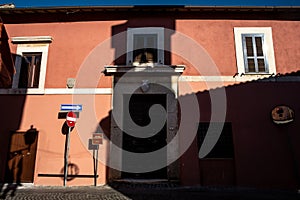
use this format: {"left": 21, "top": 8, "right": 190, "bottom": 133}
{"left": 0, "top": 6, "right": 299, "bottom": 189}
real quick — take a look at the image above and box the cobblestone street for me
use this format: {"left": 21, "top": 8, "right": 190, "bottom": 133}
{"left": 0, "top": 183, "right": 299, "bottom": 200}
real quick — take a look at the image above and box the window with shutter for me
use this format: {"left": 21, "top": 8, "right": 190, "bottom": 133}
{"left": 127, "top": 27, "right": 164, "bottom": 66}
{"left": 11, "top": 36, "right": 52, "bottom": 93}
{"left": 18, "top": 52, "right": 42, "bottom": 88}
{"left": 242, "top": 34, "right": 268, "bottom": 73}
{"left": 234, "top": 27, "right": 276, "bottom": 75}
{"left": 133, "top": 34, "right": 158, "bottom": 64}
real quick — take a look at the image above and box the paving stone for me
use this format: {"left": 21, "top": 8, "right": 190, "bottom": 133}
{"left": 0, "top": 183, "right": 299, "bottom": 200}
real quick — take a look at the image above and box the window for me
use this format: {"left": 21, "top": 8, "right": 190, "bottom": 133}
{"left": 242, "top": 34, "right": 267, "bottom": 73}
{"left": 133, "top": 34, "right": 158, "bottom": 64}
{"left": 18, "top": 52, "right": 42, "bottom": 88}
{"left": 11, "top": 36, "right": 52, "bottom": 93}
{"left": 234, "top": 27, "right": 276, "bottom": 75}
{"left": 127, "top": 27, "right": 164, "bottom": 66}
{"left": 197, "top": 122, "right": 234, "bottom": 159}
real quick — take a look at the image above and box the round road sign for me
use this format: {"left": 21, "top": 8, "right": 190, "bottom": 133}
{"left": 66, "top": 111, "right": 77, "bottom": 127}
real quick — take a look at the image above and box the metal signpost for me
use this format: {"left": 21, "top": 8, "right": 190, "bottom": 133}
{"left": 63, "top": 111, "right": 77, "bottom": 187}
{"left": 92, "top": 133, "right": 102, "bottom": 186}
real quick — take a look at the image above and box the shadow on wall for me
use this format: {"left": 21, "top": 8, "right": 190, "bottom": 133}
{"left": 0, "top": 23, "right": 30, "bottom": 196}
{"left": 107, "top": 16, "right": 300, "bottom": 190}
{"left": 182, "top": 72, "right": 300, "bottom": 190}
{"left": 0, "top": 100, "right": 15, "bottom": 180}
{"left": 0, "top": 24, "right": 14, "bottom": 88}
{"left": 101, "top": 70, "right": 300, "bottom": 190}
{"left": 98, "top": 111, "right": 111, "bottom": 182}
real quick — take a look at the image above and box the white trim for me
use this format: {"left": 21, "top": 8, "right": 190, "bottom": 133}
{"left": 44, "top": 88, "right": 112, "bottom": 94}
{"left": 13, "top": 43, "right": 50, "bottom": 92}
{"left": 0, "top": 88, "right": 45, "bottom": 94}
{"left": 126, "top": 27, "right": 164, "bottom": 65}
{"left": 234, "top": 27, "right": 276, "bottom": 75}
{"left": 0, "top": 88, "right": 112, "bottom": 95}
{"left": 179, "top": 75, "right": 269, "bottom": 82}
{"left": 0, "top": 74, "right": 299, "bottom": 95}
{"left": 179, "top": 75, "right": 300, "bottom": 82}
{"left": 11, "top": 36, "right": 53, "bottom": 44}
{"left": 105, "top": 65, "right": 185, "bottom": 73}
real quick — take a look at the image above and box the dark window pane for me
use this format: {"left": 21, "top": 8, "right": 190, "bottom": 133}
{"left": 133, "top": 34, "right": 157, "bottom": 63}
{"left": 258, "top": 59, "right": 266, "bottom": 72}
{"left": 197, "top": 122, "right": 234, "bottom": 159}
{"left": 133, "top": 35, "right": 145, "bottom": 63}
{"left": 247, "top": 59, "right": 255, "bottom": 72}
{"left": 134, "top": 35, "right": 144, "bottom": 50}
{"left": 18, "top": 57, "right": 29, "bottom": 88}
{"left": 245, "top": 37, "right": 254, "bottom": 56}
{"left": 255, "top": 37, "right": 264, "bottom": 56}
{"left": 146, "top": 35, "right": 156, "bottom": 48}
{"left": 19, "top": 53, "right": 42, "bottom": 88}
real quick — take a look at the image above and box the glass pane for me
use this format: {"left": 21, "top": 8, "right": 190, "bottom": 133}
{"left": 133, "top": 35, "right": 145, "bottom": 63}
{"left": 133, "top": 34, "right": 158, "bottom": 63}
{"left": 133, "top": 35, "right": 144, "bottom": 50}
{"left": 19, "top": 53, "right": 42, "bottom": 88}
{"left": 197, "top": 122, "right": 234, "bottom": 159}
{"left": 146, "top": 35, "right": 157, "bottom": 48}
{"left": 18, "top": 57, "right": 30, "bottom": 88}
{"left": 245, "top": 37, "right": 254, "bottom": 56}
{"left": 258, "top": 59, "right": 266, "bottom": 72}
{"left": 247, "top": 59, "right": 255, "bottom": 72}
{"left": 255, "top": 37, "right": 264, "bottom": 56}
{"left": 32, "top": 54, "right": 42, "bottom": 88}
{"left": 145, "top": 35, "right": 157, "bottom": 62}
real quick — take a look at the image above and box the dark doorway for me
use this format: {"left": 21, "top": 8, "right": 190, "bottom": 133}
{"left": 5, "top": 128, "right": 38, "bottom": 183}
{"left": 122, "top": 94, "right": 167, "bottom": 179}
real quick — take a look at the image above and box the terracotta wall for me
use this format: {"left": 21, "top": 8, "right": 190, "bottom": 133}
{"left": 6, "top": 22, "right": 120, "bottom": 88}
{"left": 2, "top": 15, "right": 300, "bottom": 187}
{"left": 6, "top": 19, "right": 300, "bottom": 80}
{"left": 175, "top": 20, "right": 300, "bottom": 75}
{"left": 227, "top": 81, "right": 300, "bottom": 189}
{"left": 21, "top": 94, "right": 112, "bottom": 186}
{"left": 0, "top": 94, "right": 112, "bottom": 186}
{"left": 180, "top": 81, "right": 300, "bottom": 189}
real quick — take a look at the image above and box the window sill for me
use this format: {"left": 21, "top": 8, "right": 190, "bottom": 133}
{"left": 105, "top": 65, "right": 185, "bottom": 74}
{"left": 233, "top": 73, "right": 275, "bottom": 82}
{"left": 242, "top": 73, "right": 272, "bottom": 76}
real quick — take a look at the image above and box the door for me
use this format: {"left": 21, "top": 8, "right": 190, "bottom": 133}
{"left": 197, "top": 123, "right": 236, "bottom": 186}
{"left": 122, "top": 94, "right": 167, "bottom": 179}
{"left": 5, "top": 128, "right": 38, "bottom": 183}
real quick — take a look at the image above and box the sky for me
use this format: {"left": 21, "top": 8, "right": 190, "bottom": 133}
{"left": 8, "top": 0, "right": 300, "bottom": 8}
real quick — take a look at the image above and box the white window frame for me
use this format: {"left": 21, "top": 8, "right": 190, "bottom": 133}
{"left": 126, "top": 27, "right": 164, "bottom": 66}
{"left": 11, "top": 36, "right": 52, "bottom": 94}
{"left": 234, "top": 27, "right": 276, "bottom": 75}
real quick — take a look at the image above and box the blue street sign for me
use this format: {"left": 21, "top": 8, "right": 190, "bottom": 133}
{"left": 60, "top": 104, "right": 82, "bottom": 111}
